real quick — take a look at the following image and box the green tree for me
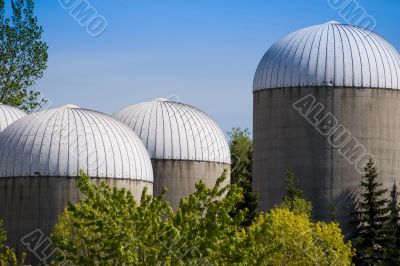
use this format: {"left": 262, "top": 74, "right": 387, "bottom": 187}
{"left": 53, "top": 170, "right": 249, "bottom": 265}
{"left": 169, "top": 170, "right": 248, "bottom": 264}
{"left": 387, "top": 182, "right": 400, "bottom": 264}
{"left": 0, "top": 220, "right": 25, "bottom": 266}
{"left": 277, "top": 169, "right": 312, "bottom": 217}
{"left": 352, "top": 160, "right": 391, "bottom": 265}
{"left": 52, "top": 171, "right": 176, "bottom": 265}
{"left": 0, "top": 0, "right": 48, "bottom": 112}
{"left": 52, "top": 171, "right": 354, "bottom": 265}
{"left": 247, "top": 208, "right": 354, "bottom": 266}
{"left": 228, "top": 127, "right": 258, "bottom": 226}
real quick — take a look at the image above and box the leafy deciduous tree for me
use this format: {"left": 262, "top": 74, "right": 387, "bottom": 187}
{"left": 52, "top": 170, "right": 354, "bottom": 265}
{"left": 0, "top": 220, "right": 25, "bottom": 266}
{"left": 228, "top": 127, "right": 258, "bottom": 226}
{"left": 250, "top": 208, "right": 354, "bottom": 266}
{"left": 52, "top": 171, "right": 175, "bottom": 265}
{"left": 0, "top": 0, "right": 48, "bottom": 112}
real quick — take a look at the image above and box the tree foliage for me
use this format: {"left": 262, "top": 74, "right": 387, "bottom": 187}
{"left": 387, "top": 182, "right": 400, "bottom": 264}
{"left": 0, "top": 0, "right": 48, "bottom": 112}
{"left": 250, "top": 209, "right": 354, "bottom": 266}
{"left": 277, "top": 169, "right": 312, "bottom": 217}
{"left": 228, "top": 127, "right": 258, "bottom": 226}
{"left": 52, "top": 171, "right": 354, "bottom": 265}
{"left": 0, "top": 220, "right": 25, "bottom": 266}
{"left": 352, "top": 160, "right": 391, "bottom": 265}
{"left": 52, "top": 171, "right": 175, "bottom": 265}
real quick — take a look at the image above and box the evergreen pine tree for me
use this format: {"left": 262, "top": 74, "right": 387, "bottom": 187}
{"left": 285, "top": 168, "right": 303, "bottom": 199}
{"left": 329, "top": 203, "right": 338, "bottom": 222}
{"left": 352, "top": 160, "right": 391, "bottom": 265}
{"left": 388, "top": 182, "right": 400, "bottom": 265}
{"left": 278, "top": 169, "right": 312, "bottom": 217}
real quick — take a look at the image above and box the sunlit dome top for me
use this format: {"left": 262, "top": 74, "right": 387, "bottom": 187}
{"left": 60, "top": 104, "right": 80, "bottom": 109}
{"left": 0, "top": 104, "right": 26, "bottom": 132}
{"left": 254, "top": 21, "right": 400, "bottom": 91}
{"left": 113, "top": 98, "right": 231, "bottom": 164}
{"left": 0, "top": 105, "right": 153, "bottom": 181}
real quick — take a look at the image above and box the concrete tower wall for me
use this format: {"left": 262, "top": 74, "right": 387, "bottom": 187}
{"left": 152, "top": 160, "right": 230, "bottom": 209}
{"left": 0, "top": 177, "right": 152, "bottom": 259}
{"left": 253, "top": 87, "right": 400, "bottom": 233}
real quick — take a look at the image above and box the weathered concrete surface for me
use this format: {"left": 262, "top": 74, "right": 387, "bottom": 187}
{"left": 152, "top": 159, "right": 230, "bottom": 209}
{"left": 0, "top": 177, "right": 152, "bottom": 264}
{"left": 253, "top": 87, "right": 400, "bottom": 234}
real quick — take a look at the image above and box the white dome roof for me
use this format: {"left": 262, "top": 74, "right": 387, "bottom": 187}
{"left": 0, "top": 105, "right": 153, "bottom": 181}
{"left": 113, "top": 99, "right": 231, "bottom": 164}
{"left": 254, "top": 21, "right": 400, "bottom": 91}
{"left": 0, "top": 104, "right": 26, "bottom": 132}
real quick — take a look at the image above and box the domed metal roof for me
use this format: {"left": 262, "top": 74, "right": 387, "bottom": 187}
{"left": 254, "top": 21, "right": 400, "bottom": 91}
{"left": 0, "top": 105, "right": 153, "bottom": 181}
{"left": 113, "top": 99, "right": 231, "bottom": 164}
{"left": 0, "top": 104, "right": 26, "bottom": 132}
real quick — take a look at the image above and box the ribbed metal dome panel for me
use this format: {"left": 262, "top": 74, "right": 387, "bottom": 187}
{"left": 0, "top": 104, "right": 26, "bottom": 132}
{"left": 113, "top": 99, "right": 231, "bottom": 164}
{"left": 254, "top": 21, "right": 400, "bottom": 91}
{"left": 0, "top": 105, "right": 153, "bottom": 181}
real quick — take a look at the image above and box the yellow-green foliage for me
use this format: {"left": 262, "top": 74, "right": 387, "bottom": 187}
{"left": 313, "top": 221, "right": 355, "bottom": 266}
{"left": 0, "top": 220, "right": 25, "bottom": 266}
{"left": 52, "top": 171, "right": 354, "bottom": 265}
{"left": 254, "top": 209, "right": 354, "bottom": 266}
{"left": 277, "top": 169, "right": 313, "bottom": 217}
{"left": 277, "top": 196, "right": 313, "bottom": 216}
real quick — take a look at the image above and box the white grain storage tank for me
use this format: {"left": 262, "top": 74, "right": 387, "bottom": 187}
{"left": 0, "top": 104, "right": 26, "bottom": 132}
{"left": 0, "top": 104, "right": 153, "bottom": 261}
{"left": 253, "top": 21, "right": 400, "bottom": 233}
{"left": 113, "top": 98, "right": 231, "bottom": 209}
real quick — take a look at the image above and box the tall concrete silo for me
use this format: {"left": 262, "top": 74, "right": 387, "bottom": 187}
{"left": 113, "top": 98, "right": 231, "bottom": 209}
{"left": 0, "top": 105, "right": 153, "bottom": 262}
{"left": 0, "top": 104, "right": 26, "bottom": 132}
{"left": 253, "top": 21, "right": 400, "bottom": 232}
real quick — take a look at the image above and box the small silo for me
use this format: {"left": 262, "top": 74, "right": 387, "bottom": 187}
{"left": 113, "top": 98, "right": 231, "bottom": 209}
{"left": 0, "top": 104, "right": 26, "bottom": 132}
{"left": 0, "top": 105, "right": 153, "bottom": 261}
{"left": 253, "top": 21, "right": 400, "bottom": 232}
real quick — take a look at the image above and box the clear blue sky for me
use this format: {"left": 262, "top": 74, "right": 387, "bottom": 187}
{"left": 30, "top": 0, "right": 400, "bottom": 133}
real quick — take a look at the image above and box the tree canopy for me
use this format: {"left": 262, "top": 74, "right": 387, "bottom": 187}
{"left": 51, "top": 171, "right": 354, "bottom": 265}
{"left": 0, "top": 0, "right": 48, "bottom": 112}
{"left": 228, "top": 127, "right": 258, "bottom": 226}
{"left": 0, "top": 220, "right": 25, "bottom": 266}
{"left": 277, "top": 169, "right": 313, "bottom": 217}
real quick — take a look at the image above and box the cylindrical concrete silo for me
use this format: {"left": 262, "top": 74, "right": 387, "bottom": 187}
{"left": 0, "top": 104, "right": 26, "bottom": 132}
{"left": 0, "top": 105, "right": 153, "bottom": 262}
{"left": 113, "top": 98, "right": 231, "bottom": 209}
{"left": 253, "top": 21, "right": 400, "bottom": 233}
